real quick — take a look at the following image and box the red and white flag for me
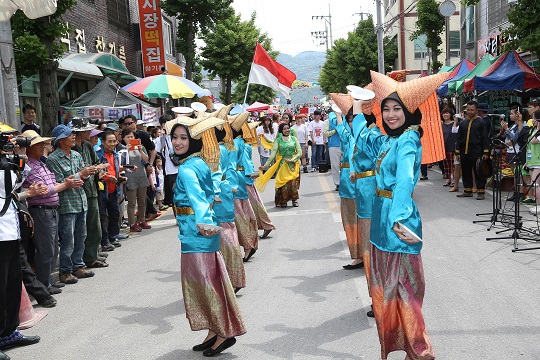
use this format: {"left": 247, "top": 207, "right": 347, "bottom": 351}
{"left": 248, "top": 43, "right": 296, "bottom": 98}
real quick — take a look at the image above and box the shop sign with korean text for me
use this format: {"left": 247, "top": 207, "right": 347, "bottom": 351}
{"left": 138, "top": 0, "right": 165, "bottom": 76}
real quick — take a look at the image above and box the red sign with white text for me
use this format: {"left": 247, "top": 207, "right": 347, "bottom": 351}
{"left": 138, "top": 0, "right": 166, "bottom": 76}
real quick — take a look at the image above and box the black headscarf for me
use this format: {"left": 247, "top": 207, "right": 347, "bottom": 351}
{"left": 381, "top": 92, "right": 423, "bottom": 137}
{"left": 169, "top": 124, "right": 202, "bottom": 166}
{"left": 278, "top": 122, "right": 289, "bottom": 134}
{"left": 214, "top": 127, "right": 226, "bottom": 143}
{"left": 232, "top": 128, "right": 243, "bottom": 139}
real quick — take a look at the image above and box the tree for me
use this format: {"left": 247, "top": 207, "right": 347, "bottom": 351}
{"left": 160, "top": 0, "right": 233, "bottom": 80}
{"left": 502, "top": 0, "right": 540, "bottom": 60}
{"left": 410, "top": 0, "right": 445, "bottom": 73}
{"left": 232, "top": 75, "right": 275, "bottom": 105}
{"left": 200, "top": 10, "right": 273, "bottom": 103}
{"left": 11, "top": 0, "right": 76, "bottom": 135}
{"left": 319, "top": 17, "right": 397, "bottom": 94}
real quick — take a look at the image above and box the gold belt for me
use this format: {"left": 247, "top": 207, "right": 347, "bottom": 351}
{"left": 173, "top": 206, "right": 195, "bottom": 215}
{"left": 355, "top": 170, "right": 376, "bottom": 179}
{"left": 237, "top": 166, "right": 245, "bottom": 171}
{"left": 375, "top": 187, "right": 393, "bottom": 199}
{"left": 174, "top": 204, "right": 212, "bottom": 215}
{"left": 340, "top": 163, "right": 350, "bottom": 168}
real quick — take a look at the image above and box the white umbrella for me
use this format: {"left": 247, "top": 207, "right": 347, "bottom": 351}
{"left": 0, "top": 0, "right": 57, "bottom": 21}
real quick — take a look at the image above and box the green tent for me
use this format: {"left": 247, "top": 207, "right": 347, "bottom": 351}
{"left": 438, "top": 62, "right": 460, "bottom": 73}
{"left": 447, "top": 55, "right": 497, "bottom": 95}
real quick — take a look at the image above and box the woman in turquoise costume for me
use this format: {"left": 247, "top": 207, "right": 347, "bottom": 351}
{"left": 257, "top": 123, "right": 302, "bottom": 208}
{"left": 352, "top": 71, "right": 448, "bottom": 360}
{"left": 211, "top": 121, "right": 246, "bottom": 293}
{"left": 169, "top": 116, "right": 246, "bottom": 357}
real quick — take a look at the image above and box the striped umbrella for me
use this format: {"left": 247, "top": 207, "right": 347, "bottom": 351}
{"left": 122, "top": 74, "right": 211, "bottom": 99}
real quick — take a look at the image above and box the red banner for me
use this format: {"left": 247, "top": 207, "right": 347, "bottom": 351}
{"left": 138, "top": 0, "right": 165, "bottom": 76}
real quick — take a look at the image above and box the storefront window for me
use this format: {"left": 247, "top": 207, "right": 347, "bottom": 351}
{"left": 465, "top": 6, "right": 475, "bottom": 45}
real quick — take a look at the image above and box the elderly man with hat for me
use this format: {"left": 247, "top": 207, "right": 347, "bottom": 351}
{"left": 46, "top": 125, "right": 97, "bottom": 284}
{"left": 70, "top": 118, "right": 109, "bottom": 269}
{"left": 22, "top": 130, "right": 87, "bottom": 291}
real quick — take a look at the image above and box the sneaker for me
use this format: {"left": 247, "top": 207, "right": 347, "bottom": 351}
{"left": 120, "top": 223, "right": 128, "bottom": 229}
{"left": 476, "top": 193, "right": 485, "bottom": 200}
{"left": 72, "top": 267, "right": 95, "bottom": 279}
{"left": 51, "top": 281, "right": 65, "bottom": 288}
{"left": 456, "top": 192, "right": 473, "bottom": 197}
{"left": 521, "top": 197, "right": 536, "bottom": 204}
{"left": 335, "top": 185, "right": 339, "bottom": 191}
{"left": 98, "top": 252, "right": 109, "bottom": 258}
{"left": 47, "top": 286, "right": 62, "bottom": 295}
{"left": 159, "top": 205, "right": 169, "bottom": 211}
{"left": 59, "top": 272, "right": 78, "bottom": 284}
{"left": 138, "top": 221, "right": 151, "bottom": 229}
{"left": 420, "top": 176, "right": 428, "bottom": 180}
{"left": 115, "top": 233, "right": 129, "bottom": 240}
{"left": 38, "top": 296, "right": 57, "bottom": 308}
{"left": 303, "top": 166, "right": 308, "bottom": 174}
{"left": 100, "top": 244, "right": 115, "bottom": 252}
{"left": 130, "top": 224, "right": 142, "bottom": 232}
{"left": 111, "top": 240, "right": 122, "bottom": 248}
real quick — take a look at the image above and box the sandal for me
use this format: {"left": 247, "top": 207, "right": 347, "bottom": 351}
{"left": 449, "top": 186, "right": 459, "bottom": 192}
{"left": 443, "top": 182, "right": 450, "bottom": 187}
{"left": 86, "top": 260, "right": 109, "bottom": 268}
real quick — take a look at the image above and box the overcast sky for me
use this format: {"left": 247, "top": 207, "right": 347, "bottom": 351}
{"left": 232, "top": 0, "right": 377, "bottom": 56}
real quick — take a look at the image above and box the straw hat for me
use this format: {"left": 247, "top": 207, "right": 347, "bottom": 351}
{"left": 228, "top": 112, "right": 250, "bottom": 131}
{"left": 370, "top": 70, "right": 449, "bottom": 113}
{"left": 21, "top": 130, "right": 53, "bottom": 147}
{"left": 216, "top": 104, "right": 234, "bottom": 120}
{"left": 330, "top": 93, "right": 353, "bottom": 114}
{"left": 189, "top": 117, "right": 226, "bottom": 140}
{"left": 248, "top": 121, "right": 261, "bottom": 130}
{"left": 165, "top": 116, "right": 201, "bottom": 134}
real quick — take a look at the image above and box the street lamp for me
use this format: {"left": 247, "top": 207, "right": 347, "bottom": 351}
{"left": 439, "top": 0, "right": 456, "bottom": 66}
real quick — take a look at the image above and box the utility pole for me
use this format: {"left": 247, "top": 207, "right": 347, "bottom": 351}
{"left": 375, "top": 0, "right": 385, "bottom": 73}
{"left": 311, "top": 4, "right": 333, "bottom": 50}
{"left": 0, "top": 21, "right": 19, "bottom": 129}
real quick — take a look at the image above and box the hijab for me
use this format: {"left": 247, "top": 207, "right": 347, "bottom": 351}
{"left": 381, "top": 92, "right": 423, "bottom": 137}
{"left": 169, "top": 124, "right": 203, "bottom": 166}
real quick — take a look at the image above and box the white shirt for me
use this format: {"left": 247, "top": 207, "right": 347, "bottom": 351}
{"left": 309, "top": 120, "right": 325, "bottom": 145}
{"left": 156, "top": 167, "right": 165, "bottom": 191}
{"left": 256, "top": 126, "right": 276, "bottom": 157}
{"left": 292, "top": 124, "right": 308, "bottom": 144}
{"left": 154, "top": 135, "right": 179, "bottom": 175}
{"left": 0, "top": 170, "right": 21, "bottom": 241}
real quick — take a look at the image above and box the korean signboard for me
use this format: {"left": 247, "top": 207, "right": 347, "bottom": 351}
{"left": 63, "top": 104, "right": 160, "bottom": 124}
{"left": 138, "top": 0, "right": 166, "bottom": 76}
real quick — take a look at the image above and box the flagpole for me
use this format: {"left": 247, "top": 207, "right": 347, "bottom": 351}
{"left": 242, "top": 62, "right": 253, "bottom": 110}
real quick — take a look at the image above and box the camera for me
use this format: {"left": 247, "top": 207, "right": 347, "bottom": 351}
{"left": 0, "top": 133, "right": 32, "bottom": 152}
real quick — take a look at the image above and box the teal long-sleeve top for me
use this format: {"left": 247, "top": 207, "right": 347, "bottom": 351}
{"left": 233, "top": 137, "right": 249, "bottom": 200}
{"left": 211, "top": 144, "right": 236, "bottom": 223}
{"left": 329, "top": 112, "right": 355, "bottom": 199}
{"left": 244, "top": 144, "right": 256, "bottom": 186}
{"left": 174, "top": 155, "right": 220, "bottom": 253}
{"left": 353, "top": 113, "right": 423, "bottom": 254}
{"left": 351, "top": 114, "right": 379, "bottom": 219}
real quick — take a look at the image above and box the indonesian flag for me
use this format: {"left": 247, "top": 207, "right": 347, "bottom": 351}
{"left": 248, "top": 43, "right": 296, "bottom": 98}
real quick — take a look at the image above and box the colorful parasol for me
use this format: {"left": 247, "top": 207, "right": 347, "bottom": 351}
{"left": 122, "top": 74, "right": 211, "bottom": 99}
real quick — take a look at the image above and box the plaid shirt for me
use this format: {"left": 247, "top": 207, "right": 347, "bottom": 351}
{"left": 73, "top": 141, "right": 99, "bottom": 198}
{"left": 46, "top": 148, "right": 88, "bottom": 214}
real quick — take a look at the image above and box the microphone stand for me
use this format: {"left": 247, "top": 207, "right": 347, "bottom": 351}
{"left": 486, "top": 129, "right": 539, "bottom": 248}
{"left": 473, "top": 140, "right": 513, "bottom": 229}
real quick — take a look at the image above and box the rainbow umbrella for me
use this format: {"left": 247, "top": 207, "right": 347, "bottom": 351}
{"left": 122, "top": 74, "right": 211, "bottom": 99}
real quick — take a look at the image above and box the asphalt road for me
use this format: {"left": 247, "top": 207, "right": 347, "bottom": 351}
{"left": 9, "top": 166, "right": 540, "bottom": 360}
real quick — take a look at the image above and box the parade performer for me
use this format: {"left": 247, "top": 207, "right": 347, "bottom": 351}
{"left": 229, "top": 113, "right": 259, "bottom": 262}
{"left": 211, "top": 113, "right": 246, "bottom": 293}
{"left": 330, "top": 93, "right": 377, "bottom": 318}
{"left": 170, "top": 115, "right": 246, "bottom": 357}
{"left": 353, "top": 70, "right": 448, "bottom": 360}
{"left": 243, "top": 121, "right": 276, "bottom": 239}
{"left": 256, "top": 123, "right": 302, "bottom": 208}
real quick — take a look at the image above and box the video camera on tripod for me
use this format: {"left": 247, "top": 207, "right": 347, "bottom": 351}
{"left": 0, "top": 131, "right": 31, "bottom": 216}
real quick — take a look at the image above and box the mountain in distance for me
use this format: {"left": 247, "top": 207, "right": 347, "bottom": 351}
{"left": 277, "top": 51, "right": 326, "bottom": 105}
{"left": 277, "top": 51, "right": 326, "bottom": 83}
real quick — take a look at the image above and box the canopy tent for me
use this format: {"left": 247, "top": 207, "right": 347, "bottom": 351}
{"left": 447, "top": 54, "right": 497, "bottom": 95}
{"left": 463, "top": 51, "right": 540, "bottom": 92}
{"left": 65, "top": 53, "right": 137, "bottom": 83}
{"left": 230, "top": 103, "right": 248, "bottom": 115}
{"left": 0, "top": 0, "right": 56, "bottom": 21}
{"left": 62, "top": 77, "right": 151, "bottom": 108}
{"left": 438, "top": 62, "right": 460, "bottom": 73}
{"left": 436, "top": 59, "right": 475, "bottom": 96}
{"left": 246, "top": 101, "right": 270, "bottom": 112}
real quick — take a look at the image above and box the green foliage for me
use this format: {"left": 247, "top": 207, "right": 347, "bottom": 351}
{"left": 232, "top": 75, "right": 276, "bottom": 105}
{"left": 411, "top": 0, "right": 445, "bottom": 72}
{"left": 502, "top": 0, "right": 540, "bottom": 60}
{"left": 318, "top": 17, "right": 397, "bottom": 94}
{"left": 192, "top": 56, "right": 203, "bottom": 85}
{"left": 11, "top": 0, "right": 75, "bottom": 78}
{"left": 200, "top": 10, "right": 273, "bottom": 103}
{"left": 160, "top": 0, "right": 233, "bottom": 79}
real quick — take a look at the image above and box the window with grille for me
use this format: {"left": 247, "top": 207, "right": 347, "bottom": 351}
{"left": 163, "top": 20, "right": 173, "bottom": 55}
{"left": 414, "top": 34, "right": 428, "bottom": 60}
{"left": 107, "top": 0, "right": 130, "bottom": 33}
{"left": 450, "top": 31, "right": 460, "bottom": 57}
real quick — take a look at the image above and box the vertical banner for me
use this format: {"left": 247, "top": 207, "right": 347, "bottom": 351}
{"left": 138, "top": 0, "right": 166, "bottom": 76}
